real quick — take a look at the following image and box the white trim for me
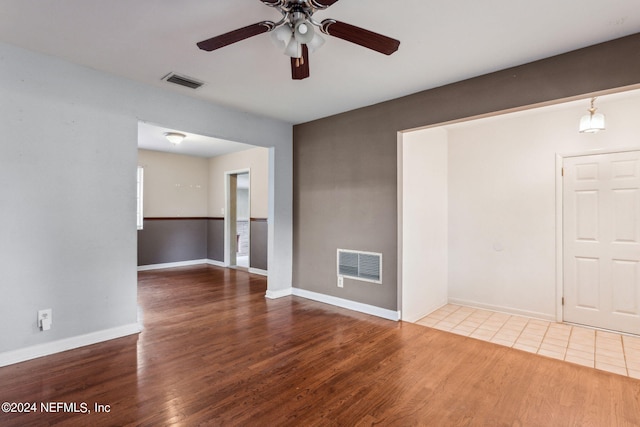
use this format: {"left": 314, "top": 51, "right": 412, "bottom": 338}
{"left": 292, "top": 288, "right": 401, "bottom": 321}
{"left": 448, "top": 298, "right": 555, "bottom": 322}
{"left": 206, "top": 259, "right": 226, "bottom": 268}
{"left": 265, "top": 287, "right": 293, "bottom": 299}
{"left": 137, "top": 259, "right": 208, "bottom": 271}
{"left": 555, "top": 153, "right": 564, "bottom": 322}
{"left": 224, "top": 168, "right": 251, "bottom": 268}
{"left": 0, "top": 323, "right": 141, "bottom": 368}
{"left": 249, "top": 267, "right": 268, "bottom": 276}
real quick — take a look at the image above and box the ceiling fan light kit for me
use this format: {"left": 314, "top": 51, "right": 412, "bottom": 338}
{"left": 197, "top": 0, "right": 400, "bottom": 80}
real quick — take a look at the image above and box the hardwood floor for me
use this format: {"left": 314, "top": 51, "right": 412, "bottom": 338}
{"left": 1, "top": 265, "right": 638, "bottom": 426}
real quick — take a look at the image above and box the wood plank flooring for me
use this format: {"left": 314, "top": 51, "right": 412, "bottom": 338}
{"left": 0, "top": 265, "right": 638, "bottom": 426}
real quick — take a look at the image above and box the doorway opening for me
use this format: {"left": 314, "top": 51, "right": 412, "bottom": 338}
{"left": 225, "top": 169, "right": 251, "bottom": 269}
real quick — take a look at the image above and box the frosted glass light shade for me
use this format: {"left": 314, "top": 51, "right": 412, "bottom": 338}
{"left": 307, "top": 33, "right": 325, "bottom": 53}
{"left": 284, "top": 38, "right": 302, "bottom": 58}
{"left": 164, "top": 132, "right": 186, "bottom": 145}
{"left": 271, "top": 24, "right": 292, "bottom": 48}
{"left": 579, "top": 112, "right": 606, "bottom": 133}
{"left": 294, "top": 21, "right": 315, "bottom": 44}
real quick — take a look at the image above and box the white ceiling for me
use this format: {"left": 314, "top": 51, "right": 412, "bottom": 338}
{"left": 1, "top": 0, "right": 639, "bottom": 128}
{"left": 138, "top": 121, "right": 255, "bottom": 158}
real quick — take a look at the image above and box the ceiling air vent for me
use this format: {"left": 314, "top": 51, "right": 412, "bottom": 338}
{"left": 162, "top": 73, "right": 204, "bottom": 89}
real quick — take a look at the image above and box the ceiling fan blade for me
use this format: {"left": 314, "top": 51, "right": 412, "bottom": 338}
{"left": 197, "top": 22, "right": 274, "bottom": 52}
{"left": 310, "top": 0, "right": 339, "bottom": 8}
{"left": 291, "top": 44, "right": 310, "bottom": 80}
{"left": 320, "top": 19, "right": 400, "bottom": 55}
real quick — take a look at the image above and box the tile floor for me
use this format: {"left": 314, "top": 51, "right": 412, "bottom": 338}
{"left": 417, "top": 304, "right": 640, "bottom": 379}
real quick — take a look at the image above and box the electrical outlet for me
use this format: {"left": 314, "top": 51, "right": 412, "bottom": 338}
{"left": 337, "top": 276, "right": 344, "bottom": 288}
{"left": 38, "top": 309, "right": 52, "bottom": 330}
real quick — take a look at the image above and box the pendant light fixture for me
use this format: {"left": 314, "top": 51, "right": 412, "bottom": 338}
{"left": 579, "top": 97, "right": 606, "bottom": 133}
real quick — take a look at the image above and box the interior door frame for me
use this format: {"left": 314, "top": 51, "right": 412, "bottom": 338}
{"left": 555, "top": 146, "right": 640, "bottom": 324}
{"left": 224, "top": 168, "right": 251, "bottom": 268}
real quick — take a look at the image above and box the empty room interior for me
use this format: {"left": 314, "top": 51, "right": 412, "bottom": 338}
{"left": 1, "top": 1, "right": 640, "bottom": 425}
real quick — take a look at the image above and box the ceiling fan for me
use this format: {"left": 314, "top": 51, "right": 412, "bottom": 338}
{"left": 196, "top": 0, "right": 400, "bottom": 80}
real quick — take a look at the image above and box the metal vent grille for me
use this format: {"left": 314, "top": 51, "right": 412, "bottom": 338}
{"left": 162, "top": 73, "right": 204, "bottom": 89}
{"left": 337, "top": 249, "right": 382, "bottom": 284}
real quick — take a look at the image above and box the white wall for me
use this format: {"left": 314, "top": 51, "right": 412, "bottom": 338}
{"left": 0, "top": 42, "right": 292, "bottom": 365}
{"left": 403, "top": 90, "right": 640, "bottom": 321}
{"left": 401, "top": 128, "right": 449, "bottom": 322}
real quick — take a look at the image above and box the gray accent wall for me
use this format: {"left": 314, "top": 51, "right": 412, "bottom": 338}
{"left": 207, "top": 219, "right": 225, "bottom": 263}
{"left": 137, "top": 217, "right": 268, "bottom": 268}
{"left": 293, "top": 33, "right": 640, "bottom": 311}
{"left": 138, "top": 220, "right": 207, "bottom": 265}
{"left": 250, "top": 220, "right": 269, "bottom": 270}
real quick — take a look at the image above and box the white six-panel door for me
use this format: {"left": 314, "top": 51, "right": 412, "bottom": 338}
{"left": 563, "top": 151, "right": 640, "bottom": 335}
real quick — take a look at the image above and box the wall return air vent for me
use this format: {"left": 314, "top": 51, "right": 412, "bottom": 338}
{"left": 337, "top": 249, "right": 382, "bottom": 284}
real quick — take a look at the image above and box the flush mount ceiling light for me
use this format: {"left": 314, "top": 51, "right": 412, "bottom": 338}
{"left": 196, "top": 0, "right": 400, "bottom": 80}
{"left": 579, "top": 97, "right": 606, "bottom": 133}
{"left": 164, "top": 132, "right": 186, "bottom": 145}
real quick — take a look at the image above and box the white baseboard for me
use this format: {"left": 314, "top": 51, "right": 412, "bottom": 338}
{"left": 0, "top": 323, "right": 142, "bottom": 368}
{"left": 265, "top": 287, "right": 293, "bottom": 299}
{"left": 292, "top": 288, "right": 401, "bottom": 321}
{"left": 249, "top": 268, "right": 268, "bottom": 276}
{"left": 138, "top": 259, "right": 208, "bottom": 271}
{"left": 138, "top": 259, "right": 252, "bottom": 271}
{"left": 206, "top": 259, "right": 226, "bottom": 268}
{"left": 448, "top": 298, "right": 555, "bottom": 321}
{"left": 403, "top": 300, "right": 448, "bottom": 323}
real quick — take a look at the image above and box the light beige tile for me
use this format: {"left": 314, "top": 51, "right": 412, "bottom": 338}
{"left": 470, "top": 329, "right": 496, "bottom": 340}
{"left": 416, "top": 317, "right": 440, "bottom": 327}
{"left": 495, "top": 328, "right": 521, "bottom": 339}
{"left": 521, "top": 329, "right": 547, "bottom": 339}
{"left": 491, "top": 337, "right": 516, "bottom": 347}
{"left": 595, "top": 354, "right": 627, "bottom": 368}
{"left": 549, "top": 323, "right": 573, "bottom": 332}
{"left": 458, "top": 319, "right": 483, "bottom": 328}
{"left": 539, "top": 342, "right": 567, "bottom": 354}
{"left": 432, "top": 322, "right": 457, "bottom": 331}
{"left": 528, "top": 319, "right": 551, "bottom": 327}
{"left": 625, "top": 360, "right": 640, "bottom": 371}
{"left": 596, "top": 337, "right": 623, "bottom": 349}
{"left": 515, "top": 337, "right": 543, "bottom": 348}
{"left": 538, "top": 348, "right": 566, "bottom": 360}
{"left": 597, "top": 330, "right": 622, "bottom": 340}
{"left": 628, "top": 370, "right": 640, "bottom": 379}
{"left": 595, "top": 347, "right": 624, "bottom": 360}
{"left": 567, "top": 341, "right": 594, "bottom": 353}
{"left": 595, "top": 362, "right": 628, "bottom": 376}
{"left": 451, "top": 324, "right": 477, "bottom": 334}
{"left": 512, "top": 343, "right": 539, "bottom": 353}
{"left": 565, "top": 355, "right": 595, "bottom": 368}
{"left": 477, "top": 324, "right": 502, "bottom": 333}
{"left": 571, "top": 327, "right": 595, "bottom": 337}
{"left": 542, "top": 335, "right": 569, "bottom": 347}
{"left": 623, "top": 335, "right": 640, "bottom": 350}
{"left": 566, "top": 348, "right": 594, "bottom": 361}
{"left": 569, "top": 336, "right": 595, "bottom": 347}
{"left": 450, "top": 328, "right": 473, "bottom": 337}
{"left": 546, "top": 329, "right": 571, "bottom": 339}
